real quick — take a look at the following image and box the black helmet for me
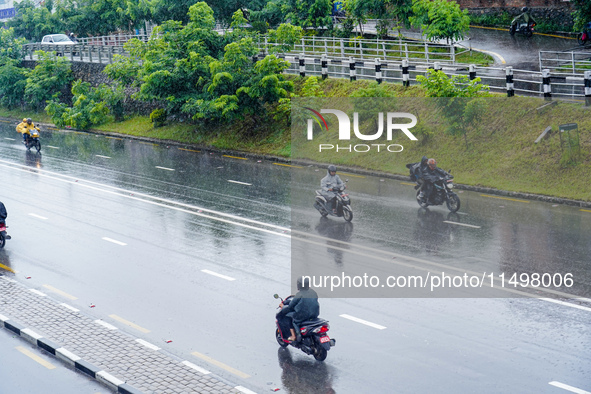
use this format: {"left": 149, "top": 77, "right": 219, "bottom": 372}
{"left": 521, "top": 6, "right": 528, "bottom": 12}
{"left": 328, "top": 165, "right": 337, "bottom": 173}
{"left": 421, "top": 156, "right": 428, "bottom": 165}
{"left": 26, "top": 118, "right": 32, "bottom": 124}
{"left": 297, "top": 276, "right": 310, "bottom": 291}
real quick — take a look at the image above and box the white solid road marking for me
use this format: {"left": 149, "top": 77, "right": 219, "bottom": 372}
{"left": 155, "top": 166, "right": 175, "bottom": 171}
{"left": 60, "top": 303, "right": 80, "bottom": 312}
{"left": 46, "top": 145, "right": 60, "bottom": 149}
{"left": 95, "top": 320, "right": 118, "bottom": 330}
{"left": 95, "top": 155, "right": 111, "bottom": 159}
{"left": 29, "top": 289, "right": 47, "bottom": 297}
{"left": 4, "top": 138, "right": 15, "bottom": 141}
{"left": 102, "top": 237, "right": 127, "bottom": 246}
{"left": 540, "top": 298, "right": 591, "bottom": 313}
{"left": 181, "top": 360, "right": 211, "bottom": 375}
{"left": 442, "top": 221, "right": 481, "bottom": 229}
{"left": 227, "top": 180, "right": 252, "bottom": 186}
{"left": 340, "top": 314, "right": 387, "bottom": 330}
{"left": 201, "top": 269, "right": 236, "bottom": 281}
{"left": 549, "top": 381, "right": 591, "bottom": 394}
{"left": 136, "top": 338, "right": 160, "bottom": 351}
{"left": 28, "top": 213, "right": 48, "bottom": 220}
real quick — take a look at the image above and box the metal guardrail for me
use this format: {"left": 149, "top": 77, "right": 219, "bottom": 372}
{"left": 258, "top": 35, "right": 470, "bottom": 65}
{"left": 277, "top": 55, "right": 590, "bottom": 101}
{"left": 539, "top": 50, "right": 591, "bottom": 75}
{"left": 23, "top": 43, "right": 127, "bottom": 64}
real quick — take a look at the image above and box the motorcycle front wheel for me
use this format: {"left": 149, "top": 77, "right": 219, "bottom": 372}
{"left": 35, "top": 141, "right": 41, "bottom": 153}
{"left": 416, "top": 190, "right": 429, "bottom": 208}
{"left": 313, "top": 346, "right": 328, "bottom": 361}
{"left": 276, "top": 328, "right": 288, "bottom": 348}
{"left": 343, "top": 207, "right": 353, "bottom": 222}
{"left": 446, "top": 194, "right": 461, "bottom": 213}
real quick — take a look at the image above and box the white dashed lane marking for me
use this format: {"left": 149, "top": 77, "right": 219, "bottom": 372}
{"left": 340, "top": 314, "right": 386, "bottom": 330}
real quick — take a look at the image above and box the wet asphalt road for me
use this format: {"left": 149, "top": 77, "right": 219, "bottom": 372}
{"left": 0, "top": 123, "right": 590, "bottom": 393}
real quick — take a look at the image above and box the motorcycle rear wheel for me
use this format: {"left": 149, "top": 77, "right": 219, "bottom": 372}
{"left": 276, "top": 328, "right": 288, "bottom": 348}
{"left": 313, "top": 346, "right": 327, "bottom": 361}
{"left": 446, "top": 194, "right": 461, "bottom": 213}
{"left": 524, "top": 29, "right": 533, "bottom": 38}
{"left": 0, "top": 234, "right": 5, "bottom": 249}
{"left": 578, "top": 33, "right": 588, "bottom": 46}
{"left": 343, "top": 207, "right": 353, "bottom": 222}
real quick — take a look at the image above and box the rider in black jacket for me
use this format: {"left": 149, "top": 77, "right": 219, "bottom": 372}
{"left": 420, "top": 159, "right": 450, "bottom": 202}
{"left": 0, "top": 201, "right": 11, "bottom": 239}
{"left": 277, "top": 277, "right": 320, "bottom": 342}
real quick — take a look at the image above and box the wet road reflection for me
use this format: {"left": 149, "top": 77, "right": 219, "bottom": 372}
{"left": 277, "top": 348, "right": 336, "bottom": 394}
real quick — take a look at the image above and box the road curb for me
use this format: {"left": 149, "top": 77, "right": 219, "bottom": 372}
{"left": 0, "top": 312, "right": 142, "bottom": 393}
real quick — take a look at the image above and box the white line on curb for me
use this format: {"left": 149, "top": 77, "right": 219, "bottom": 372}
{"left": 181, "top": 360, "right": 211, "bottom": 375}
{"left": 340, "top": 314, "right": 386, "bottom": 330}
{"left": 201, "top": 269, "right": 236, "bottom": 281}
{"left": 102, "top": 237, "right": 127, "bottom": 246}
{"left": 60, "top": 303, "right": 80, "bottom": 312}
{"left": 95, "top": 320, "right": 118, "bottom": 330}
{"left": 136, "top": 338, "right": 160, "bottom": 351}
{"left": 235, "top": 386, "right": 258, "bottom": 394}
{"left": 29, "top": 289, "right": 47, "bottom": 297}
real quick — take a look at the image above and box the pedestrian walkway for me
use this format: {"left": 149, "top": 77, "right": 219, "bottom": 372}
{"left": 0, "top": 276, "right": 252, "bottom": 394}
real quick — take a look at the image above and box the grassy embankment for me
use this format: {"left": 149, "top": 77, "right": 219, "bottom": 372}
{"left": 1, "top": 76, "right": 589, "bottom": 201}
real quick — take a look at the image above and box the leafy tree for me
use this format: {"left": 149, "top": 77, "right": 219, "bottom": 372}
{"left": 252, "top": 0, "right": 331, "bottom": 31}
{"left": 410, "top": 0, "right": 469, "bottom": 43}
{"left": 45, "top": 80, "right": 114, "bottom": 130}
{"left": 151, "top": 0, "right": 198, "bottom": 24}
{"left": 25, "top": 51, "right": 74, "bottom": 110}
{"left": 0, "top": 28, "right": 27, "bottom": 62}
{"left": 267, "top": 23, "right": 303, "bottom": 54}
{"left": 417, "top": 69, "right": 490, "bottom": 148}
{"left": 7, "top": 0, "right": 63, "bottom": 42}
{"left": 0, "top": 61, "right": 28, "bottom": 109}
{"left": 572, "top": 0, "right": 591, "bottom": 31}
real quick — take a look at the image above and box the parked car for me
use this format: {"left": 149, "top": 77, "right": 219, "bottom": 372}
{"left": 40, "top": 34, "right": 77, "bottom": 55}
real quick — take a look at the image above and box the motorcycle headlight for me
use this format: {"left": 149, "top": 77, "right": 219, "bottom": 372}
{"left": 447, "top": 183, "right": 453, "bottom": 189}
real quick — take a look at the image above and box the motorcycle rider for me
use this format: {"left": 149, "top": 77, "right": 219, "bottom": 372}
{"left": 20, "top": 118, "right": 41, "bottom": 145}
{"left": 16, "top": 118, "right": 27, "bottom": 141}
{"left": 420, "top": 158, "right": 451, "bottom": 202}
{"left": 0, "top": 201, "right": 11, "bottom": 240}
{"left": 511, "top": 7, "right": 536, "bottom": 32}
{"left": 321, "top": 165, "right": 345, "bottom": 214}
{"left": 276, "top": 276, "right": 320, "bottom": 342}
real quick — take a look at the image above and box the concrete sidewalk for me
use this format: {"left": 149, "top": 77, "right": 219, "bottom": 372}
{"left": 0, "top": 275, "right": 254, "bottom": 394}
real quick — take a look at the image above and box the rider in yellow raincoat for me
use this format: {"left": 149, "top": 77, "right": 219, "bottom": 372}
{"left": 17, "top": 118, "right": 40, "bottom": 144}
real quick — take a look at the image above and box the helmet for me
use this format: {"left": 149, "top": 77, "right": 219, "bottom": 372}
{"left": 421, "top": 156, "right": 428, "bottom": 165}
{"left": 297, "top": 276, "right": 310, "bottom": 291}
{"left": 328, "top": 165, "right": 337, "bottom": 173}
{"left": 26, "top": 118, "right": 32, "bottom": 124}
{"left": 22, "top": 118, "right": 27, "bottom": 122}
{"left": 428, "top": 158, "right": 437, "bottom": 170}
{"left": 521, "top": 6, "right": 528, "bottom": 12}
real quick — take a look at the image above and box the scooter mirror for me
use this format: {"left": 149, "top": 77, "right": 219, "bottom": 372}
{"left": 273, "top": 294, "right": 279, "bottom": 299}
{"left": 345, "top": 179, "right": 349, "bottom": 182}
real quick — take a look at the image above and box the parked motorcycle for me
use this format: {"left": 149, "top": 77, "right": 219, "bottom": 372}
{"left": 314, "top": 182, "right": 353, "bottom": 222}
{"left": 0, "top": 223, "right": 9, "bottom": 249}
{"left": 510, "top": 22, "right": 535, "bottom": 37}
{"left": 415, "top": 174, "right": 461, "bottom": 213}
{"left": 274, "top": 294, "right": 336, "bottom": 361}
{"left": 24, "top": 129, "right": 41, "bottom": 153}
{"left": 578, "top": 30, "right": 590, "bottom": 46}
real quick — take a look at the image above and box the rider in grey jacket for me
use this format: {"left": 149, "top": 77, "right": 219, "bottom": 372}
{"left": 320, "top": 165, "right": 345, "bottom": 213}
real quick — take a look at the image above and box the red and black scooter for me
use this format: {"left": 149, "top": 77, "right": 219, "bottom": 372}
{"left": 274, "top": 294, "right": 336, "bottom": 361}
